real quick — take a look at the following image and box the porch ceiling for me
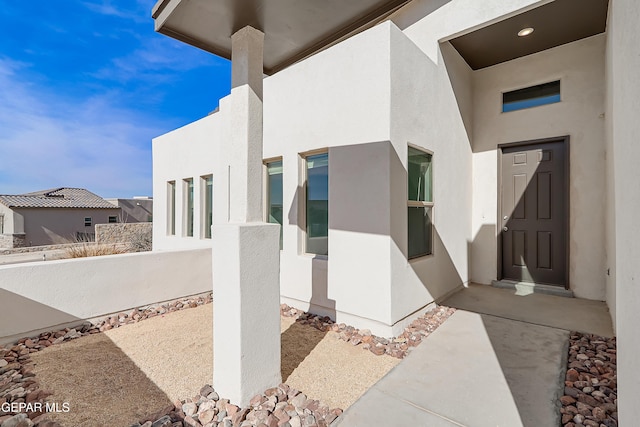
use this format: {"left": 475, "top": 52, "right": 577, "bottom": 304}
{"left": 152, "top": 0, "right": 410, "bottom": 75}
{"left": 449, "top": 0, "right": 609, "bottom": 70}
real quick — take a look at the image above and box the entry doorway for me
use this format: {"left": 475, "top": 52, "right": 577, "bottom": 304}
{"left": 498, "top": 137, "right": 569, "bottom": 288}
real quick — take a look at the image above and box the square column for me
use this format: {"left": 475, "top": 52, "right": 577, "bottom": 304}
{"left": 212, "top": 26, "right": 281, "bottom": 407}
{"left": 212, "top": 222, "right": 281, "bottom": 406}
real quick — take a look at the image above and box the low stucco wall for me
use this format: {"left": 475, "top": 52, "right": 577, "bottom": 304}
{"left": 0, "top": 241, "right": 98, "bottom": 255}
{"left": 0, "top": 248, "right": 212, "bottom": 344}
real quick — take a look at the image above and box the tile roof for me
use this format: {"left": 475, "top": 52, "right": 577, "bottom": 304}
{"left": 0, "top": 188, "right": 120, "bottom": 209}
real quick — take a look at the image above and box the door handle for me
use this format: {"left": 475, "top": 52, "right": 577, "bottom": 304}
{"left": 503, "top": 226, "right": 508, "bottom": 232}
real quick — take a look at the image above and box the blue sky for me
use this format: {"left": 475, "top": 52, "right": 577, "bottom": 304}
{"left": 0, "top": 1, "right": 231, "bottom": 198}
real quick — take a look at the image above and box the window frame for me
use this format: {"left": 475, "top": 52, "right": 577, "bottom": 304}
{"left": 200, "top": 175, "right": 213, "bottom": 239}
{"left": 264, "top": 157, "right": 283, "bottom": 250}
{"left": 301, "top": 149, "right": 329, "bottom": 257}
{"left": 501, "top": 79, "right": 561, "bottom": 113}
{"left": 167, "top": 181, "right": 176, "bottom": 236}
{"left": 407, "top": 144, "right": 434, "bottom": 260}
{"left": 183, "top": 178, "right": 194, "bottom": 237}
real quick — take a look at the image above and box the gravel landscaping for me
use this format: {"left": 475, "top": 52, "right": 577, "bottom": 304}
{"left": 0, "top": 296, "right": 455, "bottom": 427}
{"left": 131, "top": 383, "right": 343, "bottom": 427}
{"left": 281, "top": 304, "right": 456, "bottom": 359}
{"left": 560, "top": 332, "right": 618, "bottom": 427}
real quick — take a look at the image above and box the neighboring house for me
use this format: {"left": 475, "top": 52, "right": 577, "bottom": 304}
{"left": 152, "top": 0, "right": 639, "bottom": 419}
{"left": 0, "top": 188, "right": 121, "bottom": 248}
{"left": 105, "top": 197, "right": 153, "bottom": 223}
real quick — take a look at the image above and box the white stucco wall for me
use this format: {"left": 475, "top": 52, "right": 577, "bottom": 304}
{"left": 0, "top": 248, "right": 212, "bottom": 344}
{"left": 153, "top": 22, "right": 475, "bottom": 335}
{"left": 607, "top": 0, "right": 640, "bottom": 422}
{"left": 263, "top": 27, "right": 391, "bottom": 151}
{"left": 471, "top": 35, "right": 606, "bottom": 300}
{"left": 388, "top": 31, "right": 473, "bottom": 326}
{"left": 604, "top": 7, "right": 616, "bottom": 330}
{"left": 263, "top": 23, "right": 395, "bottom": 334}
{"left": 392, "top": 0, "right": 544, "bottom": 62}
{"left": 153, "top": 114, "right": 218, "bottom": 250}
{"left": 265, "top": 22, "right": 474, "bottom": 334}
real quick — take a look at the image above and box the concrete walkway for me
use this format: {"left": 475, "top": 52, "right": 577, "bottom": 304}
{"left": 335, "top": 285, "right": 614, "bottom": 426}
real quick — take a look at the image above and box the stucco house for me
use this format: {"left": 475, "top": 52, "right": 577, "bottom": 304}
{"left": 0, "top": 188, "right": 121, "bottom": 248}
{"left": 105, "top": 197, "right": 154, "bottom": 223}
{"left": 151, "top": 0, "right": 640, "bottom": 416}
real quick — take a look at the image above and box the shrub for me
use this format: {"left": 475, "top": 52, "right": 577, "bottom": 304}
{"left": 64, "top": 242, "right": 128, "bottom": 258}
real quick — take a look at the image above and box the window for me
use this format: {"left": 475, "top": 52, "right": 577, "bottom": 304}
{"left": 0, "top": 214, "right": 3, "bottom": 234}
{"left": 201, "top": 175, "right": 213, "bottom": 239}
{"left": 502, "top": 80, "right": 560, "bottom": 112}
{"left": 84, "top": 217, "right": 92, "bottom": 227}
{"left": 408, "top": 147, "right": 433, "bottom": 259}
{"left": 183, "top": 178, "right": 194, "bottom": 237}
{"left": 305, "top": 153, "right": 328, "bottom": 256}
{"left": 108, "top": 216, "right": 118, "bottom": 223}
{"left": 265, "top": 160, "right": 283, "bottom": 249}
{"left": 167, "top": 181, "right": 176, "bottom": 235}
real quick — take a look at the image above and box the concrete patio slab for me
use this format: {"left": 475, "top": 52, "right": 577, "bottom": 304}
{"left": 335, "top": 310, "right": 569, "bottom": 427}
{"left": 443, "top": 283, "right": 614, "bottom": 337}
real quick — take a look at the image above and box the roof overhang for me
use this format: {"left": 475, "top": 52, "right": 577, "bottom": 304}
{"left": 449, "top": 0, "right": 609, "bottom": 70}
{"left": 152, "top": 0, "right": 410, "bottom": 75}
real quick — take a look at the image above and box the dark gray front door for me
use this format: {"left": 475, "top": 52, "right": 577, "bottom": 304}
{"left": 500, "top": 139, "right": 567, "bottom": 287}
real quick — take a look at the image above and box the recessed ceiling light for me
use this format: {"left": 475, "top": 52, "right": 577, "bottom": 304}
{"left": 518, "top": 27, "right": 534, "bottom": 37}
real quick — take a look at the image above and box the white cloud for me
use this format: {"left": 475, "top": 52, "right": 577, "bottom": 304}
{"left": 80, "top": 0, "right": 148, "bottom": 23}
{"left": 90, "top": 36, "right": 215, "bottom": 85}
{"left": 0, "top": 57, "right": 167, "bottom": 198}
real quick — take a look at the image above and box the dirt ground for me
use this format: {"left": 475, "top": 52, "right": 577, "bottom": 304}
{"left": 30, "top": 304, "right": 399, "bottom": 426}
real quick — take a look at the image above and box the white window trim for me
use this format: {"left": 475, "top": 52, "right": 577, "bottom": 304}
{"left": 500, "top": 78, "right": 562, "bottom": 114}
{"left": 183, "top": 178, "right": 194, "bottom": 237}
{"left": 167, "top": 181, "right": 176, "bottom": 236}
{"left": 263, "top": 156, "right": 282, "bottom": 222}
{"left": 263, "top": 157, "right": 284, "bottom": 250}
{"left": 300, "top": 149, "right": 329, "bottom": 258}
{"left": 200, "top": 175, "right": 213, "bottom": 239}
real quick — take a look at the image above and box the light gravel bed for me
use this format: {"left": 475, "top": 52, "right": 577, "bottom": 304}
{"left": 28, "top": 305, "right": 399, "bottom": 426}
